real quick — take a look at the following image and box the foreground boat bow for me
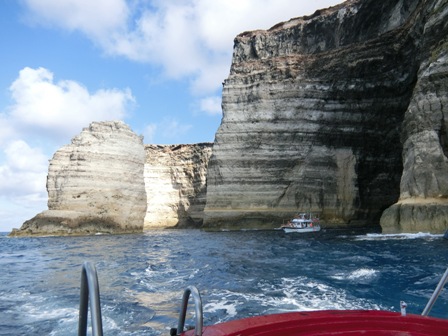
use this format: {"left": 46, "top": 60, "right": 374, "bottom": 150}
{"left": 174, "top": 267, "right": 448, "bottom": 336}
{"left": 180, "top": 310, "right": 448, "bottom": 336}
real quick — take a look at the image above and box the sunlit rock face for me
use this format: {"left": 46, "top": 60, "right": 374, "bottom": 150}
{"left": 144, "top": 143, "right": 213, "bottom": 229}
{"left": 10, "top": 121, "right": 147, "bottom": 236}
{"left": 204, "top": 0, "right": 448, "bottom": 232}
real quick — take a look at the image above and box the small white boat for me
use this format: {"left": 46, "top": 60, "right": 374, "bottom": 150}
{"left": 281, "top": 212, "right": 321, "bottom": 233}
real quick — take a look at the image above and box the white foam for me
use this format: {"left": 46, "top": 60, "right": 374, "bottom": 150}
{"left": 202, "top": 275, "right": 387, "bottom": 318}
{"left": 21, "top": 301, "right": 78, "bottom": 322}
{"left": 204, "top": 301, "right": 238, "bottom": 317}
{"left": 258, "top": 277, "right": 383, "bottom": 312}
{"left": 354, "top": 232, "right": 443, "bottom": 240}
{"left": 331, "top": 268, "right": 378, "bottom": 283}
{"left": 348, "top": 268, "right": 377, "bottom": 280}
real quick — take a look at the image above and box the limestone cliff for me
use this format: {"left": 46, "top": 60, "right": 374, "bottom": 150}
{"left": 380, "top": 0, "right": 448, "bottom": 233}
{"left": 11, "top": 0, "right": 448, "bottom": 235}
{"left": 10, "top": 121, "right": 147, "bottom": 236}
{"left": 144, "top": 143, "right": 213, "bottom": 229}
{"left": 204, "top": 0, "right": 448, "bottom": 232}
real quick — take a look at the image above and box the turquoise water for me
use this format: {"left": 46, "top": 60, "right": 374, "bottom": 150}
{"left": 0, "top": 230, "right": 447, "bottom": 335}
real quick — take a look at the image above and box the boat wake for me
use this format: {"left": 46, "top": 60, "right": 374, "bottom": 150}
{"left": 201, "top": 274, "right": 386, "bottom": 325}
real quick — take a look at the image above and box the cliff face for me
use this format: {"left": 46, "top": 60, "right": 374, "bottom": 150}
{"left": 380, "top": 0, "right": 448, "bottom": 233}
{"left": 144, "top": 143, "right": 213, "bottom": 228}
{"left": 10, "top": 121, "right": 147, "bottom": 236}
{"left": 204, "top": 0, "right": 448, "bottom": 232}
{"left": 11, "top": 0, "right": 448, "bottom": 235}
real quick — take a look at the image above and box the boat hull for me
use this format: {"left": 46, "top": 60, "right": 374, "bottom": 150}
{"left": 181, "top": 310, "right": 448, "bottom": 336}
{"left": 282, "top": 225, "right": 321, "bottom": 233}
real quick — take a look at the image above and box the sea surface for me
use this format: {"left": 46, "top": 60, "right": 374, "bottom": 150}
{"left": 1, "top": 229, "right": 447, "bottom": 335}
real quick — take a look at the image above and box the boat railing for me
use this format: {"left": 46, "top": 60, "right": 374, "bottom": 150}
{"left": 171, "top": 286, "right": 203, "bottom": 336}
{"left": 78, "top": 262, "right": 103, "bottom": 336}
{"left": 421, "top": 266, "right": 448, "bottom": 316}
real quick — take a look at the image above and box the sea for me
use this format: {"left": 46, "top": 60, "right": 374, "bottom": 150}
{"left": 1, "top": 229, "right": 447, "bottom": 335}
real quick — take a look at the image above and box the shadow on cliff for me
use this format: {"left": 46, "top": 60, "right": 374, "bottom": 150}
{"left": 310, "top": 0, "right": 424, "bottom": 227}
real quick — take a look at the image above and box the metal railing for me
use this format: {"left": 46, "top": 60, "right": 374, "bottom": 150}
{"left": 78, "top": 262, "right": 103, "bottom": 336}
{"left": 171, "top": 286, "right": 203, "bottom": 336}
{"left": 422, "top": 266, "right": 448, "bottom": 316}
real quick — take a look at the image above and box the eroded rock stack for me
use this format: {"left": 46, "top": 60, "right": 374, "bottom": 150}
{"left": 10, "top": 121, "right": 147, "bottom": 236}
{"left": 204, "top": 0, "right": 448, "bottom": 232}
{"left": 144, "top": 143, "right": 213, "bottom": 228}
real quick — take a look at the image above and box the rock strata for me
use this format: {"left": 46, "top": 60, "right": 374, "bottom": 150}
{"left": 204, "top": 0, "right": 448, "bottom": 232}
{"left": 10, "top": 121, "right": 147, "bottom": 236}
{"left": 380, "top": 0, "right": 448, "bottom": 233}
{"left": 144, "top": 143, "right": 213, "bottom": 228}
{"left": 10, "top": 0, "right": 448, "bottom": 235}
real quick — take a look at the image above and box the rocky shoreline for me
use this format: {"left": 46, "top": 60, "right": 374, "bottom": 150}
{"left": 10, "top": 0, "right": 448, "bottom": 236}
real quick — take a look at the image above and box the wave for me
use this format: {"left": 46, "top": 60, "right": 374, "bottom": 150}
{"left": 353, "top": 232, "right": 443, "bottom": 241}
{"left": 2, "top": 229, "right": 447, "bottom": 334}
{"left": 201, "top": 274, "right": 386, "bottom": 325}
{"left": 331, "top": 268, "right": 378, "bottom": 282}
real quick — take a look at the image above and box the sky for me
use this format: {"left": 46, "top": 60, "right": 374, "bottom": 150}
{"left": 0, "top": 0, "right": 344, "bottom": 232}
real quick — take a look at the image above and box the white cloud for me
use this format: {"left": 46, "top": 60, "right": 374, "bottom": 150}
{"left": 0, "top": 140, "right": 48, "bottom": 197}
{"left": 199, "top": 96, "right": 222, "bottom": 116}
{"left": 23, "top": 0, "right": 129, "bottom": 41}
{"left": 0, "top": 115, "right": 16, "bottom": 147}
{"left": 8, "top": 67, "right": 135, "bottom": 141}
{"left": 0, "top": 140, "right": 48, "bottom": 231}
{"left": 22, "top": 0, "right": 344, "bottom": 96}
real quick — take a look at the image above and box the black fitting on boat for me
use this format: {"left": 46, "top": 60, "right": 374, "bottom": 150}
{"left": 78, "top": 262, "right": 103, "bottom": 336}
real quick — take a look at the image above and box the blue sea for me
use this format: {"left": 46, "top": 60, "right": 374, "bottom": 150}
{"left": 1, "top": 229, "right": 447, "bottom": 335}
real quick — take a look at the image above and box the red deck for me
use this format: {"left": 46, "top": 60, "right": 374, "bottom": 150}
{"left": 182, "top": 310, "right": 448, "bottom": 336}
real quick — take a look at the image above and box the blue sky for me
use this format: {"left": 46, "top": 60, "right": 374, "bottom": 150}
{"left": 0, "top": 0, "right": 343, "bottom": 232}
